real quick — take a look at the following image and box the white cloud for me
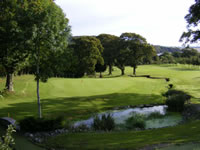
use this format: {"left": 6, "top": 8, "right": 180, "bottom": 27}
{"left": 55, "top": 0, "right": 195, "bottom": 46}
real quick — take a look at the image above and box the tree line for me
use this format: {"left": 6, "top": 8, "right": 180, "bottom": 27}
{"left": 154, "top": 47, "right": 200, "bottom": 65}
{"left": 15, "top": 33, "right": 156, "bottom": 78}
{"left": 0, "top": 0, "right": 200, "bottom": 118}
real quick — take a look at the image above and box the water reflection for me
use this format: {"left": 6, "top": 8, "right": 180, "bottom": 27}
{"left": 74, "top": 105, "right": 182, "bottom": 129}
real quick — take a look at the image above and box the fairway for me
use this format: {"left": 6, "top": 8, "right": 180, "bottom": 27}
{"left": 1, "top": 64, "right": 200, "bottom": 150}
{"left": 0, "top": 64, "right": 200, "bottom": 121}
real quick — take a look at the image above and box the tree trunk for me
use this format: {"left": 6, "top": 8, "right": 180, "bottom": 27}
{"left": 133, "top": 67, "right": 136, "bottom": 76}
{"left": 37, "top": 77, "right": 42, "bottom": 118}
{"left": 108, "top": 64, "right": 112, "bottom": 75}
{"left": 99, "top": 72, "right": 102, "bottom": 78}
{"left": 121, "top": 68, "right": 125, "bottom": 75}
{"left": 5, "top": 73, "right": 14, "bottom": 92}
{"left": 36, "top": 44, "right": 42, "bottom": 118}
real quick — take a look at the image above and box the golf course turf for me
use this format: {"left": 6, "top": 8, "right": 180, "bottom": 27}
{"left": 1, "top": 64, "right": 200, "bottom": 149}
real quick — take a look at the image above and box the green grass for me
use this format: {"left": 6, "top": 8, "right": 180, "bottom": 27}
{"left": 1, "top": 64, "right": 200, "bottom": 121}
{"left": 44, "top": 120, "right": 200, "bottom": 150}
{"left": 1, "top": 64, "right": 200, "bottom": 149}
{"left": 0, "top": 65, "right": 171, "bottom": 121}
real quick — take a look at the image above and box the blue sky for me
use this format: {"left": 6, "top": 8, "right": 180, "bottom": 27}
{"left": 55, "top": 0, "right": 195, "bottom": 47}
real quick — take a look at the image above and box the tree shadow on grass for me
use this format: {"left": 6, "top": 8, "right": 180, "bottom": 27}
{"left": 0, "top": 93, "right": 164, "bottom": 121}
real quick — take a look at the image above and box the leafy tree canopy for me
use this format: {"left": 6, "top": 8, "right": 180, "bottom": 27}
{"left": 97, "top": 34, "right": 120, "bottom": 75}
{"left": 71, "top": 36, "right": 104, "bottom": 76}
{"left": 180, "top": 0, "right": 200, "bottom": 44}
{"left": 120, "top": 32, "right": 155, "bottom": 75}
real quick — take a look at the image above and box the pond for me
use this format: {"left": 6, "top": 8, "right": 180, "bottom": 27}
{"left": 74, "top": 105, "right": 182, "bottom": 130}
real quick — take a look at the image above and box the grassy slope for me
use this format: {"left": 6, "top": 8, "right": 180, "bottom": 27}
{"left": 1, "top": 64, "right": 200, "bottom": 149}
{"left": 0, "top": 65, "right": 171, "bottom": 121}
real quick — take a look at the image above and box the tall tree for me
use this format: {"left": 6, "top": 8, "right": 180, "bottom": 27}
{"left": 95, "top": 63, "right": 107, "bottom": 78}
{"left": 115, "top": 48, "right": 129, "bottom": 75}
{"left": 120, "top": 33, "right": 155, "bottom": 76}
{"left": 97, "top": 34, "right": 119, "bottom": 75}
{"left": 27, "top": 0, "right": 70, "bottom": 118}
{"left": 180, "top": 0, "right": 200, "bottom": 44}
{"left": 0, "top": 0, "right": 31, "bottom": 91}
{"left": 71, "top": 36, "right": 104, "bottom": 77}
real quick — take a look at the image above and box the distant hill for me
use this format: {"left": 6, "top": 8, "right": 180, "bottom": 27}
{"left": 154, "top": 45, "right": 181, "bottom": 54}
{"left": 193, "top": 47, "right": 200, "bottom": 52}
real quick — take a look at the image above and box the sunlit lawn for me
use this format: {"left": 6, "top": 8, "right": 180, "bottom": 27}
{"left": 0, "top": 64, "right": 200, "bottom": 121}
{"left": 1, "top": 64, "right": 200, "bottom": 149}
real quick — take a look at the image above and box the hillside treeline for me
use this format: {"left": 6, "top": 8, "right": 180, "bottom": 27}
{"left": 154, "top": 45, "right": 181, "bottom": 53}
{"left": 154, "top": 47, "right": 200, "bottom": 65}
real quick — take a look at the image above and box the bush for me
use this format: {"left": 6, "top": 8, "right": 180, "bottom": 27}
{"left": 92, "top": 114, "right": 115, "bottom": 131}
{"left": 164, "top": 89, "right": 191, "bottom": 112}
{"left": 125, "top": 113, "right": 146, "bottom": 130}
{"left": 19, "top": 116, "right": 65, "bottom": 132}
{"left": 166, "top": 94, "right": 187, "bottom": 112}
{"left": 163, "top": 89, "right": 191, "bottom": 99}
{"left": 0, "top": 125, "right": 16, "bottom": 150}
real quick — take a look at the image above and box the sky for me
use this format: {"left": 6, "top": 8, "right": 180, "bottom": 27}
{"left": 55, "top": 0, "right": 196, "bottom": 47}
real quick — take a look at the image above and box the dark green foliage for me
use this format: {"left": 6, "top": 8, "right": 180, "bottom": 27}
{"left": 19, "top": 116, "right": 65, "bottom": 132}
{"left": 159, "top": 52, "right": 176, "bottom": 64}
{"left": 0, "top": 65, "right": 6, "bottom": 77}
{"left": 115, "top": 48, "right": 129, "bottom": 75}
{"left": 158, "top": 47, "right": 200, "bottom": 65}
{"left": 180, "top": 0, "right": 200, "bottom": 44}
{"left": 92, "top": 114, "right": 115, "bottom": 131}
{"left": 97, "top": 34, "right": 120, "bottom": 75}
{"left": 125, "top": 113, "right": 146, "bottom": 130}
{"left": 163, "top": 89, "right": 191, "bottom": 99}
{"left": 70, "top": 36, "right": 104, "bottom": 77}
{"left": 164, "top": 89, "right": 191, "bottom": 112}
{"left": 95, "top": 63, "right": 107, "bottom": 78}
{"left": 182, "top": 48, "right": 199, "bottom": 58}
{"left": 0, "top": 125, "right": 16, "bottom": 150}
{"left": 166, "top": 95, "right": 187, "bottom": 112}
{"left": 120, "top": 32, "right": 156, "bottom": 75}
{"left": 95, "top": 63, "right": 107, "bottom": 73}
{"left": 0, "top": 0, "right": 32, "bottom": 91}
{"left": 154, "top": 45, "right": 181, "bottom": 53}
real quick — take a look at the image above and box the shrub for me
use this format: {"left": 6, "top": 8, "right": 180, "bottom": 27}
{"left": 164, "top": 89, "right": 191, "bottom": 112}
{"left": 19, "top": 116, "right": 65, "bottom": 132}
{"left": 92, "top": 114, "right": 115, "bottom": 131}
{"left": 163, "top": 89, "right": 191, "bottom": 99}
{"left": 166, "top": 94, "right": 187, "bottom": 112}
{"left": 125, "top": 113, "right": 146, "bottom": 130}
{"left": 0, "top": 125, "right": 16, "bottom": 150}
